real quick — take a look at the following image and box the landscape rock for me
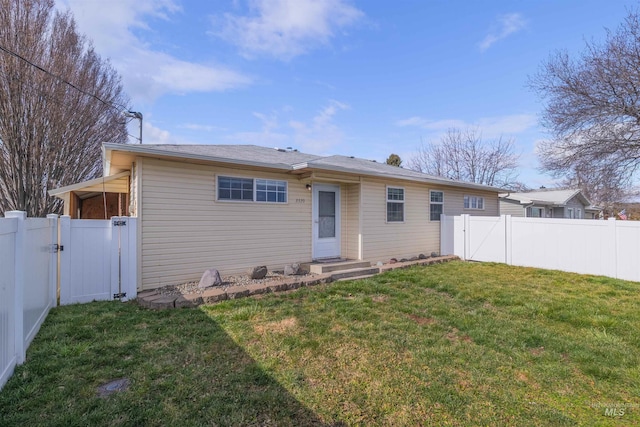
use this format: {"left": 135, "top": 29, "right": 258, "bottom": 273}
{"left": 400, "top": 258, "right": 408, "bottom": 262}
{"left": 418, "top": 254, "right": 427, "bottom": 259}
{"left": 409, "top": 256, "right": 419, "bottom": 261}
{"left": 250, "top": 265, "right": 268, "bottom": 279}
{"left": 376, "top": 261, "right": 383, "bottom": 267}
{"left": 389, "top": 258, "right": 398, "bottom": 264}
{"left": 198, "top": 268, "right": 222, "bottom": 289}
{"left": 431, "top": 252, "right": 439, "bottom": 258}
{"left": 284, "top": 263, "right": 302, "bottom": 276}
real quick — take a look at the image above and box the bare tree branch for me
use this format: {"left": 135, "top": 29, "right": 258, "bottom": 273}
{"left": 408, "top": 127, "right": 522, "bottom": 189}
{"left": 530, "top": 10, "right": 640, "bottom": 204}
{"left": 0, "top": 0, "right": 129, "bottom": 217}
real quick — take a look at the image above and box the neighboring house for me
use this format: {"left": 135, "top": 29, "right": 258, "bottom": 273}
{"left": 51, "top": 144, "right": 503, "bottom": 290}
{"left": 499, "top": 189, "right": 600, "bottom": 219}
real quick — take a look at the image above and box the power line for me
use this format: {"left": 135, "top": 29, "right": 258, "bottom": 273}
{"left": 0, "top": 43, "right": 129, "bottom": 113}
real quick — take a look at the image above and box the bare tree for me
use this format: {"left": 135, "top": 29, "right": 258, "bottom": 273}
{"left": 408, "top": 127, "right": 521, "bottom": 189}
{"left": 530, "top": 10, "right": 640, "bottom": 201}
{"left": 558, "top": 165, "right": 639, "bottom": 212}
{"left": 0, "top": 0, "right": 129, "bottom": 217}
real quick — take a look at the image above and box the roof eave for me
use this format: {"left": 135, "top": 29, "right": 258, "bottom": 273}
{"left": 300, "top": 163, "right": 504, "bottom": 192}
{"left": 102, "top": 143, "right": 293, "bottom": 172}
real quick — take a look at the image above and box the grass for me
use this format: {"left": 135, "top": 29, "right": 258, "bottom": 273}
{"left": 1, "top": 261, "right": 639, "bottom": 426}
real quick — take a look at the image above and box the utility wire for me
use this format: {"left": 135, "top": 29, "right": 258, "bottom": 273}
{"left": 0, "top": 43, "right": 129, "bottom": 113}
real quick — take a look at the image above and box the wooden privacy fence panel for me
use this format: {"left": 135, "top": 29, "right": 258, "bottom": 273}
{"left": 441, "top": 215, "right": 640, "bottom": 282}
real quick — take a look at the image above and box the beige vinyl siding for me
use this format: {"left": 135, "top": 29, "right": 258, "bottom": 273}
{"left": 140, "top": 157, "right": 311, "bottom": 290}
{"left": 499, "top": 199, "right": 525, "bottom": 217}
{"left": 361, "top": 179, "right": 500, "bottom": 262}
{"left": 341, "top": 183, "right": 360, "bottom": 260}
{"left": 361, "top": 178, "right": 436, "bottom": 262}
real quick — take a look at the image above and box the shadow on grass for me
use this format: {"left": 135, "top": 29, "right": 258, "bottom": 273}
{"left": 0, "top": 301, "right": 337, "bottom": 426}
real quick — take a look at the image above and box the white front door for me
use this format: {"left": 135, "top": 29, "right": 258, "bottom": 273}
{"left": 312, "top": 184, "right": 341, "bottom": 259}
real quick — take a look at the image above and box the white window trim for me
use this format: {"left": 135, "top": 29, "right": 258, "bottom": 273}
{"left": 386, "top": 185, "right": 405, "bottom": 223}
{"left": 429, "top": 190, "right": 444, "bottom": 221}
{"left": 463, "top": 195, "right": 485, "bottom": 210}
{"left": 216, "top": 175, "right": 289, "bottom": 204}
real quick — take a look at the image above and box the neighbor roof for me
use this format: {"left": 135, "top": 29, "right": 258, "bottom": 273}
{"left": 500, "top": 189, "right": 591, "bottom": 206}
{"left": 103, "top": 143, "right": 505, "bottom": 192}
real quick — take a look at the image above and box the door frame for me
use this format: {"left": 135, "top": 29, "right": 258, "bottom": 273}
{"left": 312, "top": 183, "right": 341, "bottom": 260}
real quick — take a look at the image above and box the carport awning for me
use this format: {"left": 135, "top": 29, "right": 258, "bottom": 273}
{"left": 49, "top": 171, "right": 130, "bottom": 200}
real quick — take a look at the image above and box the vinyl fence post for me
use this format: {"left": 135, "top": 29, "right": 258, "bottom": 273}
{"left": 46, "top": 214, "right": 58, "bottom": 308}
{"left": 608, "top": 217, "right": 618, "bottom": 279}
{"left": 463, "top": 214, "right": 471, "bottom": 260}
{"left": 5, "top": 211, "right": 26, "bottom": 364}
{"left": 58, "top": 216, "right": 71, "bottom": 305}
{"left": 504, "top": 215, "right": 512, "bottom": 265}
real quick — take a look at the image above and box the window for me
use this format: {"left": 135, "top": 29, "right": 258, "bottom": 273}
{"left": 386, "top": 187, "right": 404, "bottom": 222}
{"left": 577, "top": 208, "right": 582, "bottom": 219}
{"left": 568, "top": 208, "right": 574, "bottom": 219}
{"left": 464, "top": 195, "right": 484, "bottom": 210}
{"left": 430, "top": 190, "right": 443, "bottom": 221}
{"left": 530, "top": 207, "right": 544, "bottom": 218}
{"left": 218, "top": 176, "right": 253, "bottom": 201}
{"left": 256, "top": 179, "right": 287, "bottom": 203}
{"left": 217, "top": 176, "right": 287, "bottom": 203}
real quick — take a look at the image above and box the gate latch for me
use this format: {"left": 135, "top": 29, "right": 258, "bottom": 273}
{"left": 51, "top": 244, "right": 64, "bottom": 252}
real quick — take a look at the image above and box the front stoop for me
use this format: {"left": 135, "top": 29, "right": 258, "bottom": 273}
{"left": 136, "top": 256, "right": 459, "bottom": 309}
{"left": 305, "top": 260, "right": 372, "bottom": 274}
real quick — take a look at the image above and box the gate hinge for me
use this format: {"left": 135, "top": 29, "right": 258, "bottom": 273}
{"left": 112, "top": 220, "right": 127, "bottom": 226}
{"left": 51, "top": 243, "right": 64, "bottom": 252}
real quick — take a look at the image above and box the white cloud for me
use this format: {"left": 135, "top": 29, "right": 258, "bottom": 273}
{"left": 213, "top": 0, "right": 364, "bottom": 60}
{"left": 57, "top": 0, "right": 252, "bottom": 102}
{"left": 396, "top": 114, "right": 537, "bottom": 138}
{"left": 225, "top": 100, "right": 350, "bottom": 152}
{"left": 478, "top": 13, "right": 526, "bottom": 52}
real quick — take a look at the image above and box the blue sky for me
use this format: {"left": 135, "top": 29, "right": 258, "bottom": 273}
{"left": 58, "top": 0, "right": 636, "bottom": 188}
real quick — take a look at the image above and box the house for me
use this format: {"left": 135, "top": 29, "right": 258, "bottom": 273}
{"left": 499, "top": 189, "right": 600, "bottom": 219}
{"left": 50, "top": 143, "right": 503, "bottom": 291}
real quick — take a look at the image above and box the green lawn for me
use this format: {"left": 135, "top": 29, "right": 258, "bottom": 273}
{"left": 1, "top": 261, "right": 639, "bottom": 426}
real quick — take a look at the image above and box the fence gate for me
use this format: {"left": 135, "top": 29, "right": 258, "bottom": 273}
{"left": 58, "top": 216, "right": 137, "bottom": 305}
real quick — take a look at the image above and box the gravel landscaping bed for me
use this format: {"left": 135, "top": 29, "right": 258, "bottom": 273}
{"left": 156, "top": 272, "right": 318, "bottom": 296}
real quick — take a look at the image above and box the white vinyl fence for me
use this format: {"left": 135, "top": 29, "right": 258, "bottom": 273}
{"left": 1, "top": 212, "right": 137, "bottom": 390}
{"left": 441, "top": 214, "right": 640, "bottom": 282}
{"left": 59, "top": 216, "right": 137, "bottom": 305}
{"left": 0, "top": 212, "right": 57, "bottom": 390}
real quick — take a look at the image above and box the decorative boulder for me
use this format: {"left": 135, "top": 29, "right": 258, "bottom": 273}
{"left": 431, "top": 252, "right": 439, "bottom": 258}
{"left": 418, "top": 253, "right": 427, "bottom": 259}
{"left": 250, "top": 265, "right": 268, "bottom": 279}
{"left": 409, "top": 256, "right": 419, "bottom": 261}
{"left": 284, "top": 263, "right": 302, "bottom": 276}
{"left": 400, "top": 258, "right": 408, "bottom": 262}
{"left": 198, "top": 268, "right": 222, "bottom": 289}
{"left": 376, "top": 261, "right": 383, "bottom": 267}
{"left": 389, "top": 258, "right": 398, "bottom": 264}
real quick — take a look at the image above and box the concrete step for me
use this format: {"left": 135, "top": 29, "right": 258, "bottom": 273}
{"left": 335, "top": 274, "right": 378, "bottom": 282}
{"left": 307, "top": 260, "right": 372, "bottom": 274}
{"left": 330, "top": 267, "right": 380, "bottom": 281}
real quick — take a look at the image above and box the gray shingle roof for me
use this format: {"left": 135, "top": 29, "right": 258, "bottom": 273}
{"left": 500, "top": 189, "right": 591, "bottom": 206}
{"left": 103, "top": 143, "right": 504, "bottom": 192}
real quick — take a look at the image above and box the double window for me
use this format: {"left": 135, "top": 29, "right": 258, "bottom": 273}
{"left": 464, "top": 195, "right": 484, "bottom": 210}
{"left": 430, "top": 191, "right": 443, "bottom": 221}
{"left": 217, "top": 176, "right": 287, "bottom": 203}
{"left": 386, "top": 187, "right": 404, "bottom": 222}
